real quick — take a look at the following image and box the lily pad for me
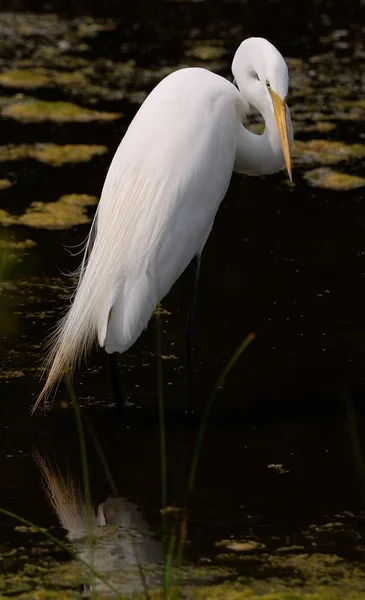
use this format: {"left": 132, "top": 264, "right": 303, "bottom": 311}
{"left": 0, "top": 69, "right": 51, "bottom": 88}
{"left": 292, "top": 140, "right": 365, "bottom": 166}
{"left": 1, "top": 98, "right": 121, "bottom": 123}
{"left": 0, "top": 143, "right": 108, "bottom": 166}
{"left": 304, "top": 168, "right": 365, "bottom": 191}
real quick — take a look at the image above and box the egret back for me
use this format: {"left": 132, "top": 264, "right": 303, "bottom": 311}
{"left": 35, "top": 67, "right": 245, "bottom": 407}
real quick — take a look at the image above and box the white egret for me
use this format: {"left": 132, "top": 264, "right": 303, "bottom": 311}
{"left": 34, "top": 37, "right": 293, "bottom": 412}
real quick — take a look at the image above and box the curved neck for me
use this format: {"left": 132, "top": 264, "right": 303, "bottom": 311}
{"left": 234, "top": 102, "right": 289, "bottom": 177}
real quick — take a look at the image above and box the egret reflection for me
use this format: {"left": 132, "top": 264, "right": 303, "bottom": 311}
{"left": 34, "top": 451, "right": 163, "bottom": 596}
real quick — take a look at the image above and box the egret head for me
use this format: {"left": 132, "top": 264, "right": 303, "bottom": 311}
{"left": 232, "top": 37, "right": 292, "bottom": 180}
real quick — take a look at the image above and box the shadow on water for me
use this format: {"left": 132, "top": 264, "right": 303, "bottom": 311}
{"left": 1, "top": 0, "right": 365, "bottom": 596}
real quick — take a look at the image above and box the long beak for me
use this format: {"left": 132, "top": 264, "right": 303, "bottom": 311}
{"left": 269, "top": 89, "right": 292, "bottom": 182}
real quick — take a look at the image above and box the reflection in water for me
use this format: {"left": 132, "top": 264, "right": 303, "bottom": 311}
{"left": 35, "top": 451, "right": 163, "bottom": 596}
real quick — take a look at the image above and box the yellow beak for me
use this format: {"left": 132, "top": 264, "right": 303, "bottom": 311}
{"left": 269, "top": 88, "right": 292, "bottom": 182}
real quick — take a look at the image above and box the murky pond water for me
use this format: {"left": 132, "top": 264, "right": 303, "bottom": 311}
{"left": 1, "top": 0, "right": 365, "bottom": 598}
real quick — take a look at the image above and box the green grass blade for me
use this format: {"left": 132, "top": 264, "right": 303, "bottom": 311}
{"left": 188, "top": 332, "right": 256, "bottom": 493}
{"left": 81, "top": 410, "right": 119, "bottom": 498}
{"left": 65, "top": 375, "right": 94, "bottom": 567}
{"left": 171, "top": 516, "right": 187, "bottom": 600}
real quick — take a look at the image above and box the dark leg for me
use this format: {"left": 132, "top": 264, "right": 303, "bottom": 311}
{"left": 108, "top": 353, "right": 124, "bottom": 414}
{"left": 185, "top": 254, "right": 201, "bottom": 415}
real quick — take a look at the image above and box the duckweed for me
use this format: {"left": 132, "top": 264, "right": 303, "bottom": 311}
{"left": 304, "top": 168, "right": 365, "bottom": 190}
{"left": 292, "top": 140, "right": 365, "bottom": 166}
{"left": 0, "top": 209, "right": 17, "bottom": 226}
{"left": 186, "top": 44, "right": 225, "bottom": 61}
{"left": 18, "top": 194, "right": 98, "bottom": 229}
{"left": 191, "top": 587, "right": 365, "bottom": 600}
{"left": 0, "top": 194, "right": 98, "bottom": 229}
{"left": 293, "top": 121, "right": 336, "bottom": 134}
{"left": 0, "top": 143, "right": 108, "bottom": 166}
{"left": 0, "top": 179, "right": 12, "bottom": 190}
{"left": 52, "top": 71, "right": 88, "bottom": 88}
{"left": 1, "top": 99, "right": 121, "bottom": 123}
{"left": 0, "top": 239, "right": 36, "bottom": 249}
{"left": 0, "top": 69, "right": 51, "bottom": 88}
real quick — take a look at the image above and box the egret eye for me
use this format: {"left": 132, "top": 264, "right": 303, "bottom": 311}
{"left": 251, "top": 71, "right": 260, "bottom": 81}
{"left": 266, "top": 79, "right": 271, "bottom": 89}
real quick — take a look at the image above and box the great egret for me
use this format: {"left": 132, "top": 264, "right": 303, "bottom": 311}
{"left": 34, "top": 37, "right": 293, "bottom": 412}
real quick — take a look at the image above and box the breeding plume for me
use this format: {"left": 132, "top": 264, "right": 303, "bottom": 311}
{"left": 34, "top": 37, "right": 293, "bottom": 411}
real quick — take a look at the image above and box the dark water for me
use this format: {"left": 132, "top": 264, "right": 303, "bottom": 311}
{"left": 0, "top": 0, "right": 365, "bottom": 596}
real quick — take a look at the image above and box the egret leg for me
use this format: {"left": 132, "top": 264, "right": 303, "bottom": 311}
{"left": 185, "top": 253, "right": 201, "bottom": 415}
{"left": 108, "top": 353, "right": 124, "bottom": 414}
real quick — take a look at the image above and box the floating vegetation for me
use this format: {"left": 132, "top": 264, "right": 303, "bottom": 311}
{"left": 0, "top": 369, "right": 25, "bottom": 379}
{"left": 0, "top": 179, "right": 12, "bottom": 190}
{"left": 1, "top": 98, "right": 121, "bottom": 123}
{"left": 191, "top": 585, "right": 365, "bottom": 600}
{"left": 304, "top": 168, "right": 365, "bottom": 191}
{"left": 0, "top": 143, "right": 108, "bottom": 166}
{"left": 186, "top": 43, "right": 225, "bottom": 61}
{"left": 332, "top": 99, "right": 365, "bottom": 121}
{"left": 294, "top": 121, "right": 336, "bottom": 134}
{"left": 0, "top": 69, "right": 51, "bottom": 88}
{"left": 0, "top": 194, "right": 98, "bottom": 230}
{"left": 52, "top": 70, "right": 88, "bottom": 88}
{"left": 215, "top": 538, "right": 265, "bottom": 553}
{"left": 18, "top": 194, "right": 98, "bottom": 229}
{"left": 246, "top": 122, "right": 265, "bottom": 135}
{"left": 0, "top": 239, "right": 36, "bottom": 249}
{"left": 0, "top": 209, "right": 17, "bottom": 226}
{"left": 292, "top": 109, "right": 330, "bottom": 122}
{"left": 292, "top": 140, "right": 365, "bottom": 166}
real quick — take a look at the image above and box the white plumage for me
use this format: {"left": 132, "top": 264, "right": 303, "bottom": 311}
{"left": 35, "top": 38, "right": 293, "bottom": 409}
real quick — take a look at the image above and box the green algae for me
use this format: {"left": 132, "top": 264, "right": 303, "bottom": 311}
{"left": 286, "top": 57, "right": 306, "bottom": 69}
{"left": 186, "top": 44, "right": 225, "bottom": 61}
{"left": 18, "top": 194, "right": 98, "bottom": 229}
{"left": 0, "top": 238, "right": 36, "bottom": 276}
{"left": 0, "top": 143, "right": 108, "bottom": 166}
{"left": 291, "top": 109, "right": 330, "bottom": 123}
{"left": 0, "top": 593, "right": 81, "bottom": 599}
{"left": 52, "top": 70, "right": 88, "bottom": 88}
{"left": 292, "top": 140, "right": 365, "bottom": 166}
{"left": 247, "top": 122, "right": 265, "bottom": 135}
{"left": 293, "top": 121, "right": 336, "bottom": 134}
{"left": 304, "top": 168, "right": 365, "bottom": 191}
{"left": 1, "top": 98, "right": 121, "bottom": 123}
{"left": 30, "top": 48, "right": 89, "bottom": 70}
{"left": 0, "top": 209, "right": 17, "bottom": 226}
{"left": 0, "top": 194, "right": 98, "bottom": 230}
{"left": 191, "top": 587, "right": 365, "bottom": 599}
{"left": 0, "top": 178, "right": 12, "bottom": 190}
{"left": 331, "top": 99, "right": 365, "bottom": 121}
{"left": 0, "top": 556, "right": 88, "bottom": 599}
{"left": 0, "top": 369, "right": 25, "bottom": 379}
{"left": 0, "top": 69, "right": 51, "bottom": 88}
